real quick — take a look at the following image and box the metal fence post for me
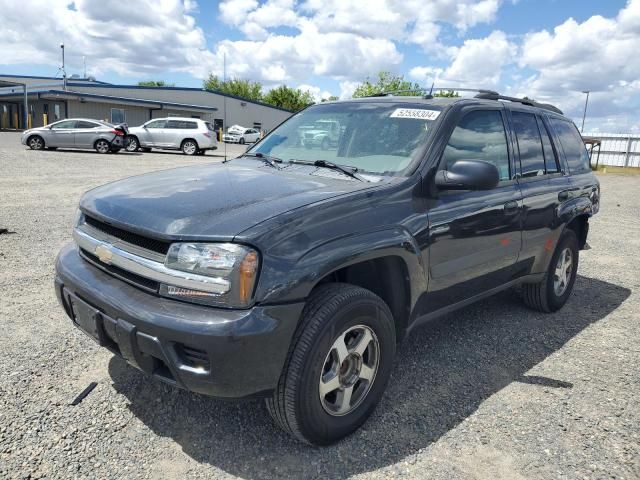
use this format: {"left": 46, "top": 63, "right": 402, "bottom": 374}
{"left": 624, "top": 136, "right": 633, "bottom": 168}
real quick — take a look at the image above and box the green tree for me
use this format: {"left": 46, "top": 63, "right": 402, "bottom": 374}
{"left": 203, "top": 75, "right": 263, "bottom": 101}
{"left": 433, "top": 89, "right": 460, "bottom": 97}
{"left": 321, "top": 95, "right": 339, "bottom": 102}
{"left": 263, "top": 85, "right": 315, "bottom": 112}
{"left": 137, "top": 80, "right": 174, "bottom": 87}
{"left": 352, "top": 72, "right": 422, "bottom": 98}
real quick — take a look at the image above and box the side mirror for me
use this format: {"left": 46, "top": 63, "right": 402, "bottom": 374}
{"left": 435, "top": 160, "right": 500, "bottom": 190}
{"left": 434, "top": 159, "right": 500, "bottom": 191}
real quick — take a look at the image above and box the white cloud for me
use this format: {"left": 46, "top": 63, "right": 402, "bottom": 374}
{"left": 410, "top": 31, "right": 516, "bottom": 88}
{"left": 0, "top": 0, "right": 216, "bottom": 78}
{"left": 297, "top": 83, "right": 333, "bottom": 102}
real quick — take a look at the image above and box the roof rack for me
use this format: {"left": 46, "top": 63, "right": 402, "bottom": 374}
{"left": 364, "top": 86, "right": 563, "bottom": 115}
{"left": 474, "top": 91, "right": 563, "bottom": 115}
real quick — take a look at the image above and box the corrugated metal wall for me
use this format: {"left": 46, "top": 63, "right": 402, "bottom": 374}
{"left": 68, "top": 101, "right": 149, "bottom": 126}
{"left": 584, "top": 133, "right": 640, "bottom": 168}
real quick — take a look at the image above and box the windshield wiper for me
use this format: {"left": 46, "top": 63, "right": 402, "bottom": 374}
{"left": 243, "top": 152, "right": 282, "bottom": 169}
{"left": 289, "top": 159, "right": 365, "bottom": 182}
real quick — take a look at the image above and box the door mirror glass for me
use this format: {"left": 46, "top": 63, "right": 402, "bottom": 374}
{"left": 435, "top": 159, "right": 500, "bottom": 190}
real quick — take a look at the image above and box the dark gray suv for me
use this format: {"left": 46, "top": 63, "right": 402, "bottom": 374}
{"left": 55, "top": 90, "right": 600, "bottom": 445}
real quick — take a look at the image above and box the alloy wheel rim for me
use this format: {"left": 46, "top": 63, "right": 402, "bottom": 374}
{"left": 30, "top": 138, "right": 42, "bottom": 149}
{"left": 97, "top": 141, "right": 109, "bottom": 153}
{"left": 319, "top": 324, "right": 380, "bottom": 416}
{"left": 126, "top": 138, "right": 138, "bottom": 151}
{"left": 553, "top": 247, "right": 573, "bottom": 296}
{"left": 184, "top": 142, "right": 196, "bottom": 154}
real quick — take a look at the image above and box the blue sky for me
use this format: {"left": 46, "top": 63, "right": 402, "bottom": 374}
{"left": 0, "top": 0, "right": 638, "bottom": 131}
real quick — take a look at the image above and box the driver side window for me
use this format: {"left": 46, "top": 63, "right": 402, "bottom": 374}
{"left": 146, "top": 120, "right": 166, "bottom": 129}
{"left": 441, "top": 110, "right": 510, "bottom": 181}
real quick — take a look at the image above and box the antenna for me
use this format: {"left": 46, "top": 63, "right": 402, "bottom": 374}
{"left": 83, "top": 56, "right": 86, "bottom": 79}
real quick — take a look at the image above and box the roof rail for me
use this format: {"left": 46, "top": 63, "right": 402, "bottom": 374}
{"left": 366, "top": 87, "right": 500, "bottom": 98}
{"left": 474, "top": 91, "right": 563, "bottom": 115}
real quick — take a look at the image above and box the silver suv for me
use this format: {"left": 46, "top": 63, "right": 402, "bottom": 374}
{"left": 126, "top": 117, "right": 218, "bottom": 155}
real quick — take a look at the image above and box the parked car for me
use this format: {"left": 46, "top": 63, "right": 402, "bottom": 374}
{"left": 223, "top": 125, "right": 261, "bottom": 144}
{"left": 298, "top": 119, "right": 342, "bottom": 150}
{"left": 22, "top": 119, "right": 126, "bottom": 153}
{"left": 125, "top": 118, "right": 218, "bottom": 155}
{"left": 55, "top": 92, "right": 600, "bottom": 446}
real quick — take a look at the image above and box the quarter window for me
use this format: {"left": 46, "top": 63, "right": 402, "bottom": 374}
{"left": 76, "top": 120, "right": 100, "bottom": 129}
{"left": 548, "top": 117, "right": 591, "bottom": 174}
{"left": 512, "top": 112, "right": 546, "bottom": 178}
{"left": 441, "top": 110, "right": 510, "bottom": 181}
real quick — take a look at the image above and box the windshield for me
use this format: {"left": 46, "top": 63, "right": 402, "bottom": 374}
{"left": 248, "top": 102, "right": 442, "bottom": 176}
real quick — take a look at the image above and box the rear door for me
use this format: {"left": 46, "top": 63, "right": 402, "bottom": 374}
{"left": 163, "top": 120, "right": 185, "bottom": 148}
{"left": 507, "top": 108, "right": 568, "bottom": 274}
{"left": 425, "top": 106, "right": 523, "bottom": 312}
{"left": 74, "top": 120, "right": 103, "bottom": 148}
{"left": 48, "top": 120, "right": 77, "bottom": 147}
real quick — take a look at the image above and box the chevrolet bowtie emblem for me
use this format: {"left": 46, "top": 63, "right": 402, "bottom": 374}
{"left": 95, "top": 244, "right": 114, "bottom": 264}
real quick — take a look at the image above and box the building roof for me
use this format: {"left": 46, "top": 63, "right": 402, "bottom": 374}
{"left": 0, "top": 88, "right": 217, "bottom": 112}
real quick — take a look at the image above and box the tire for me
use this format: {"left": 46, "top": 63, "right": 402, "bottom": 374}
{"left": 522, "top": 229, "right": 579, "bottom": 312}
{"left": 125, "top": 136, "right": 139, "bottom": 152}
{"left": 94, "top": 139, "right": 111, "bottom": 154}
{"left": 28, "top": 135, "right": 45, "bottom": 150}
{"left": 181, "top": 139, "right": 198, "bottom": 155}
{"left": 266, "top": 283, "right": 396, "bottom": 445}
{"left": 239, "top": 137, "right": 245, "bottom": 145}
{"left": 321, "top": 137, "right": 330, "bottom": 150}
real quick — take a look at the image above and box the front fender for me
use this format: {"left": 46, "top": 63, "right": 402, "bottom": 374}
{"left": 256, "top": 227, "right": 427, "bottom": 308}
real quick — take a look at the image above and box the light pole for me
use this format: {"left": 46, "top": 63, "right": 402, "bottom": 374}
{"left": 60, "top": 43, "right": 67, "bottom": 91}
{"left": 580, "top": 90, "right": 590, "bottom": 133}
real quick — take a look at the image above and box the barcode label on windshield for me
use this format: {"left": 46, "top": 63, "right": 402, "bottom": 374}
{"left": 390, "top": 108, "right": 440, "bottom": 120}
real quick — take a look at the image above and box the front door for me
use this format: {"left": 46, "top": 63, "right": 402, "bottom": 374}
{"left": 48, "top": 120, "right": 77, "bottom": 147}
{"left": 139, "top": 119, "right": 167, "bottom": 146}
{"left": 425, "top": 107, "right": 523, "bottom": 313}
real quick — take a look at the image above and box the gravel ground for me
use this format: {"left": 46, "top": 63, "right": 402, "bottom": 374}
{"left": 0, "top": 131, "right": 638, "bottom": 480}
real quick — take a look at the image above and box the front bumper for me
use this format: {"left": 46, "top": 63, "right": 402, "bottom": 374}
{"left": 55, "top": 243, "right": 304, "bottom": 398}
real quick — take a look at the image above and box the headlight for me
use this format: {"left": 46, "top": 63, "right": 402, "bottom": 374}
{"left": 161, "top": 243, "right": 259, "bottom": 308}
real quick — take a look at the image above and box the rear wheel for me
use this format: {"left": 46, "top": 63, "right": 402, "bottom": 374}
{"left": 266, "top": 283, "right": 396, "bottom": 445}
{"left": 522, "top": 229, "right": 579, "bottom": 312}
{"left": 181, "top": 139, "right": 198, "bottom": 155}
{"left": 28, "top": 135, "right": 44, "bottom": 150}
{"left": 94, "top": 139, "right": 111, "bottom": 154}
{"left": 125, "top": 136, "right": 139, "bottom": 152}
{"left": 239, "top": 137, "right": 245, "bottom": 145}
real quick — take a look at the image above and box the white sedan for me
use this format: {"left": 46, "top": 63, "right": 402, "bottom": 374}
{"left": 223, "top": 126, "right": 261, "bottom": 144}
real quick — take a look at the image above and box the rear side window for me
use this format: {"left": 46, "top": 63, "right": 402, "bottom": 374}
{"left": 76, "top": 121, "right": 99, "bottom": 129}
{"left": 548, "top": 118, "right": 591, "bottom": 174}
{"left": 205, "top": 122, "right": 214, "bottom": 131}
{"left": 441, "top": 110, "right": 510, "bottom": 181}
{"left": 167, "top": 120, "right": 198, "bottom": 129}
{"left": 537, "top": 117, "right": 560, "bottom": 173}
{"left": 512, "top": 112, "right": 545, "bottom": 178}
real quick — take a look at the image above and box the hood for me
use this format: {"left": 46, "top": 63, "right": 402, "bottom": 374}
{"left": 227, "top": 125, "right": 246, "bottom": 134}
{"left": 80, "top": 159, "right": 373, "bottom": 240}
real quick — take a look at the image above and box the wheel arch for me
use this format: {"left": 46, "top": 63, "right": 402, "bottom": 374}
{"left": 259, "top": 227, "right": 427, "bottom": 341}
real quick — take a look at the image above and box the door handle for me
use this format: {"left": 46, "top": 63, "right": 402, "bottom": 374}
{"left": 503, "top": 200, "right": 519, "bottom": 212}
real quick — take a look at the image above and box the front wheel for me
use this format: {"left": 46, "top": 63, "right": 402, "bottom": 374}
{"left": 266, "top": 283, "right": 396, "bottom": 445}
{"left": 239, "top": 137, "right": 245, "bottom": 145}
{"left": 125, "top": 136, "right": 139, "bottom": 152}
{"left": 95, "top": 139, "right": 111, "bottom": 154}
{"left": 181, "top": 139, "right": 198, "bottom": 155}
{"left": 28, "top": 135, "right": 45, "bottom": 150}
{"left": 522, "top": 229, "right": 579, "bottom": 312}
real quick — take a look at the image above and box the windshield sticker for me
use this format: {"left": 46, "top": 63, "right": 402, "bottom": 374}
{"left": 390, "top": 108, "right": 440, "bottom": 120}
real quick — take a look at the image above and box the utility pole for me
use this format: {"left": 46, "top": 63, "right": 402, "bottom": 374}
{"left": 223, "top": 52, "right": 227, "bottom": 161}
{"left": 60, "top": 43, "right": 67, "bottom": 91}
{"left": 83, "top": 56, "right": 86, "bottom": 79}
{"left": 581, "top": 90, "right": 590, "bottom": 133}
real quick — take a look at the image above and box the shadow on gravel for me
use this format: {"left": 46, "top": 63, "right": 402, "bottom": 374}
{"left": 108, "top": 275, "right": 630, "bottom": 479}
